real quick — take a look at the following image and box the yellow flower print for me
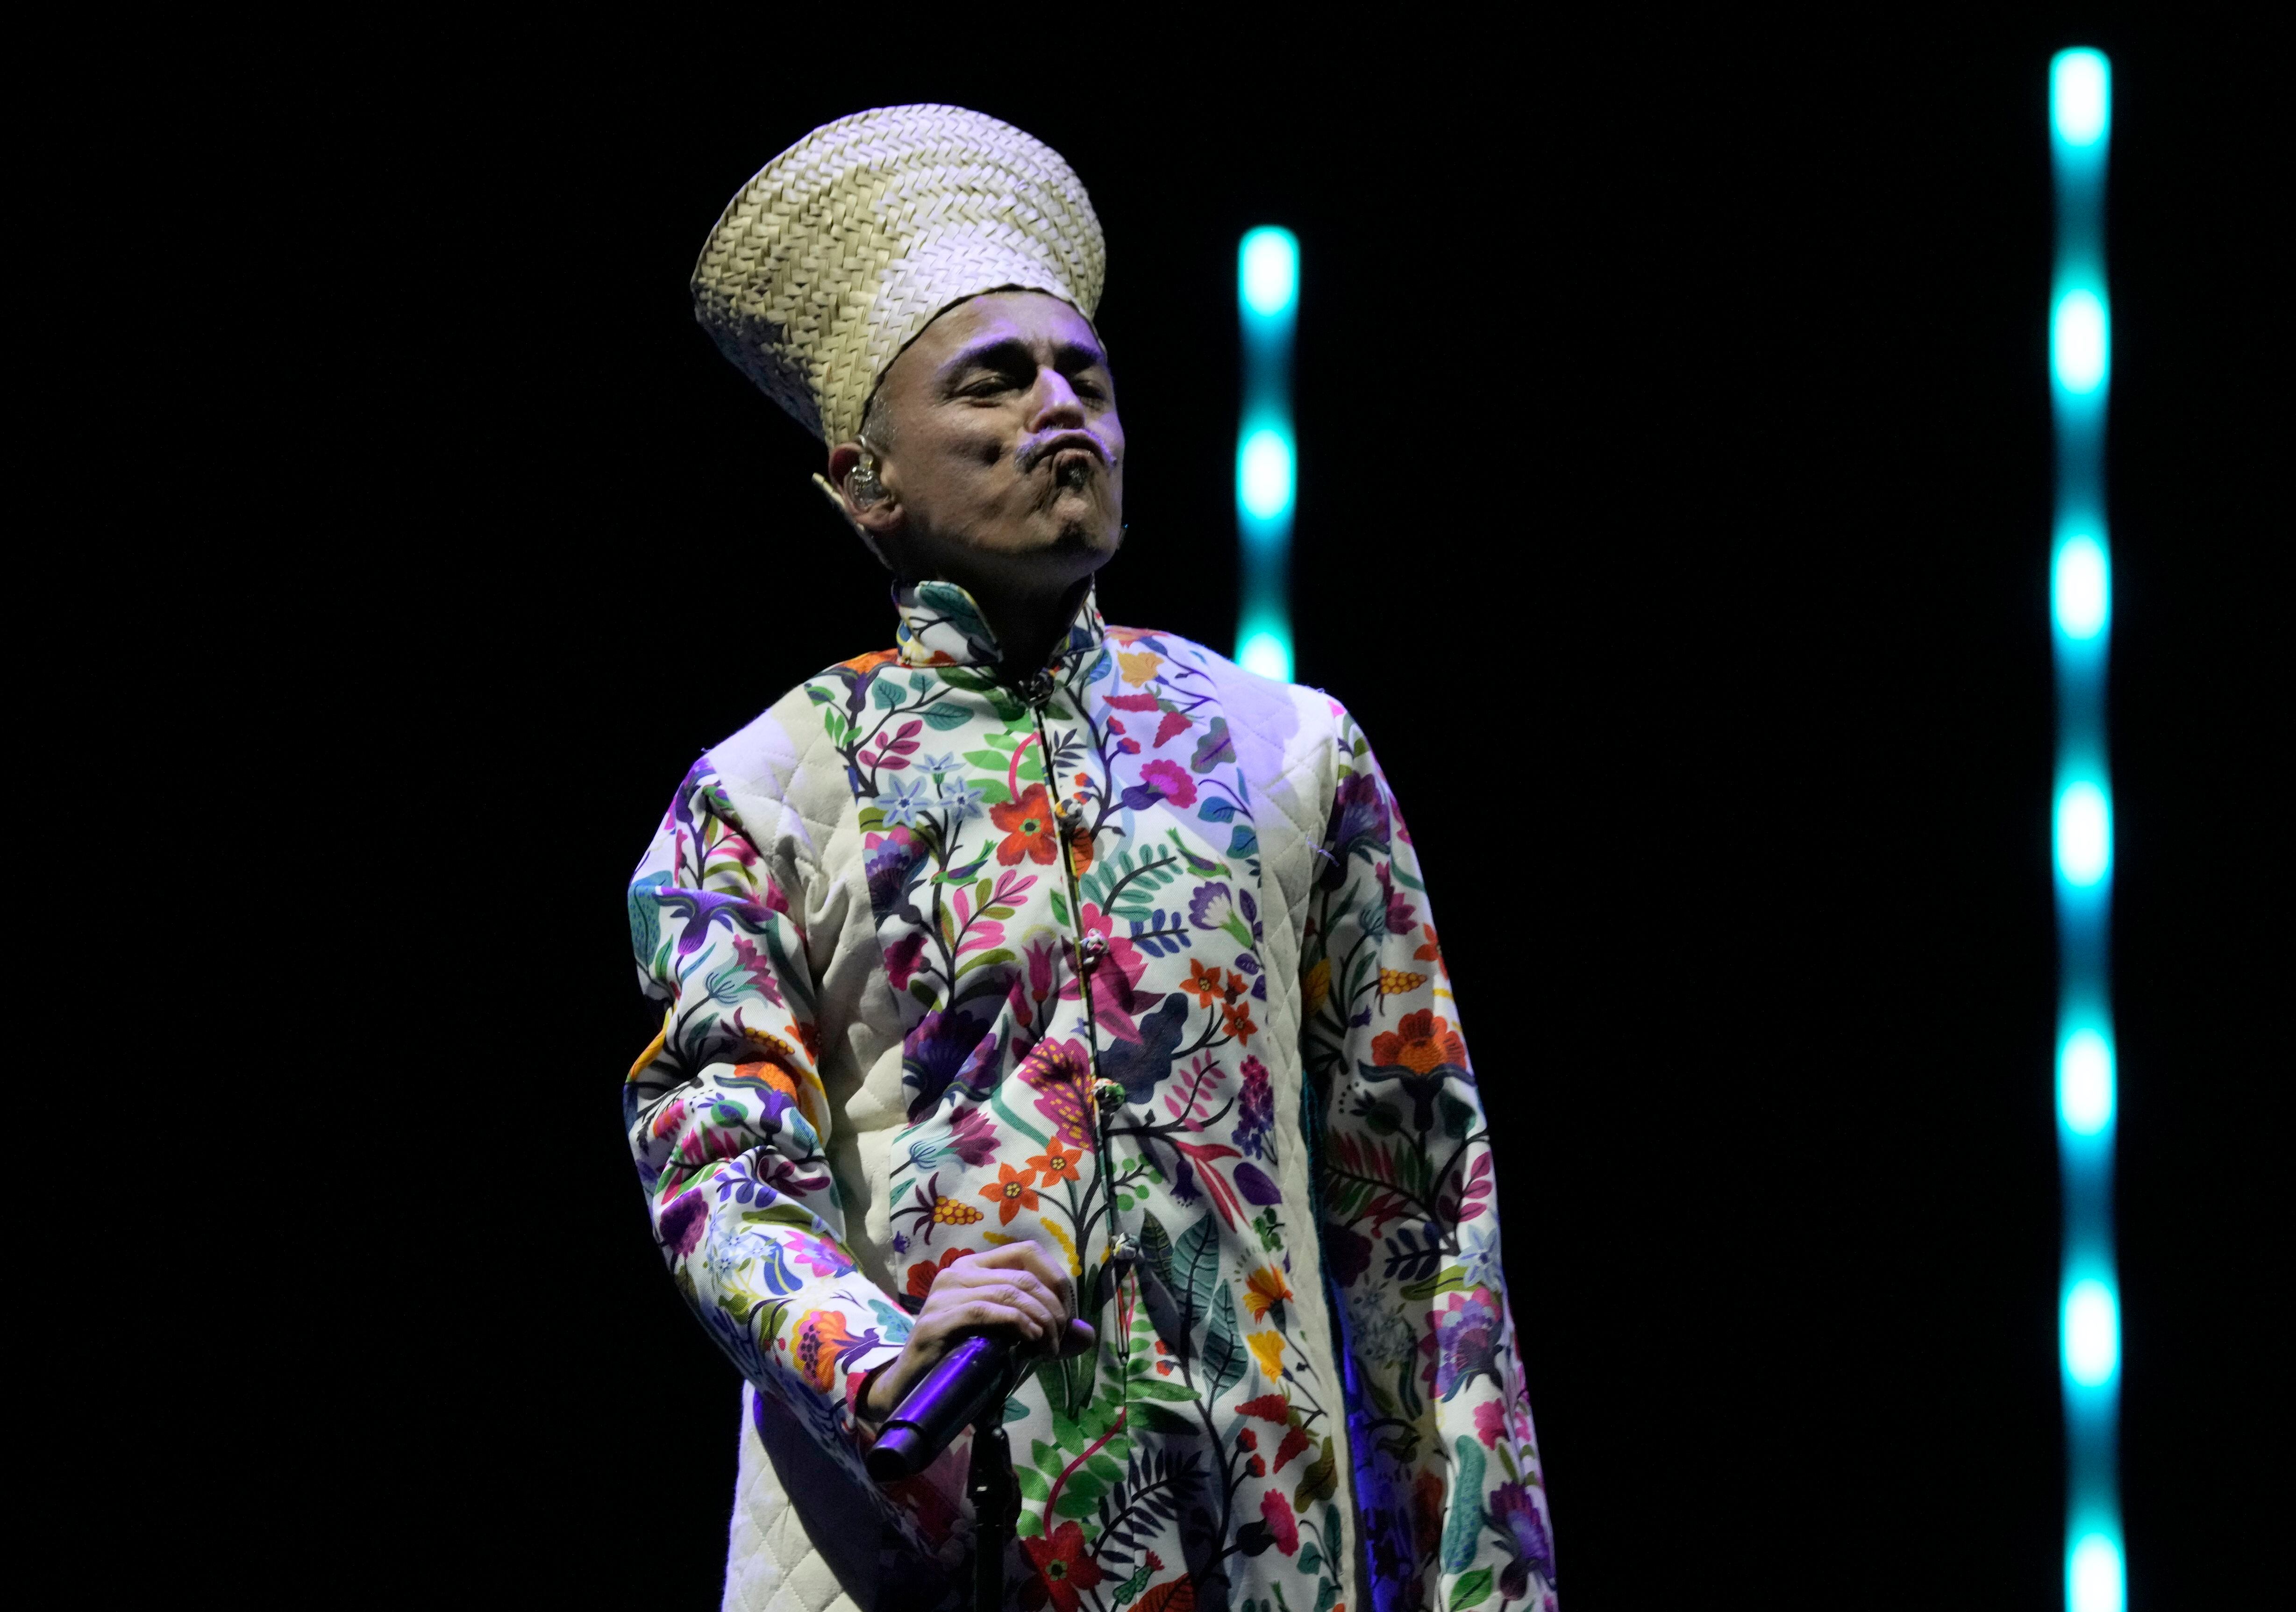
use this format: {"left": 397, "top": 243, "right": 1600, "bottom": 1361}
{"left": 1377, "top": 968, "right": 1429, "bottom": 1003}
{"left": 1118, "top": 649, "right": 1164, "bottom": 686}
{"left": 1247, "top": 1329, "right": 1286, "bottom": 1382}
{"left": 1304, "top": 957, "right": 1331, "bottom": 1016}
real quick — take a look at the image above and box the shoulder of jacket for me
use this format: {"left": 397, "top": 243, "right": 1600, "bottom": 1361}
{"left": 1109, "top": 627, "right": 1343, "bottom": 765}
{"left": 694, "top": 662, "right": 883, "bottom": 869}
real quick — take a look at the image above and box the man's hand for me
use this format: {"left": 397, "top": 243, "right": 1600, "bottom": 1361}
{"left": 862, "top": 1242, "right": 1096, "bottom": 1424}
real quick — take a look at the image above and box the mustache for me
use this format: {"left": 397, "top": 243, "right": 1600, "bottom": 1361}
{"left": 1017, "top": 430, "right": 1112, "bottom": 474}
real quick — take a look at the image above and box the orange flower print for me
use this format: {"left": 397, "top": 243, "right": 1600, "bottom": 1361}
{"left": 1066, "top": 821, "right": 1095, "bottom": 876}
{"left": 979, "top": 1162, "right": 1041, "bottom": 1225}
{"left": 1413, "top": 922, "right": 1442, "bottom": 964}
{"left": 990, "top": 785, "right": 1060, "bottom": 867}
{"left": 1028, "top": 1141, "right": 1084, "bottom": 1186}
{"left": 1369, "top": 1008, "right": 1469, "bottom": 1074}
{"left": 1241, "top": 1265, "right": 1293, "bottom": 1322}
{"left": 1221, "top": 1000, "right": 1258, "bottom": 1042}
{"left": 1183, "top": 957, "right": 1225, "bottom": 1007}
{"left": 793, "top": 1309, "right": 856, "bottom": 1392}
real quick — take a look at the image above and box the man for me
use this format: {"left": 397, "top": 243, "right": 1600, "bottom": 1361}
{"left": 626, "top": 105, "right": 1557, "bottom": 1612}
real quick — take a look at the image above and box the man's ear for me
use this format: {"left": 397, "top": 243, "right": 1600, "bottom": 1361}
{"left": 821, "top": 440, "right": 902, "bottom": 570}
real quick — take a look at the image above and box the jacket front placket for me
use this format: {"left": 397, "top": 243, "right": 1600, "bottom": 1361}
{"left": 1010, "top": 649, "right": 1139, "bottom": 1386}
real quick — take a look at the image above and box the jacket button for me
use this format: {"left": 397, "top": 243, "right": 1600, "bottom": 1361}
{"left": 1078, "top": 934, "right": 1108, "bottom": 970}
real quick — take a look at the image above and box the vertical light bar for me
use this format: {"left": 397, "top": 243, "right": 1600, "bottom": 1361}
{"left": 2050, "top": 47, "right": 2124, "bottom": 1612}
{"left": 1236, "top": 227, "right": 1298, "bottom": 679}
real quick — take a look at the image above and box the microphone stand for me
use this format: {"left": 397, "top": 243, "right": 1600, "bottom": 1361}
{"left": 864, "top": 1334, "right": 1022, "bottom": 1611}
{"left": 967, "top": 1416, "right": 1018, "bottom": 1612}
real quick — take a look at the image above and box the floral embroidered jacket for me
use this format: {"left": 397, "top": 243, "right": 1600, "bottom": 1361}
{"left": 626, "top": 583, "right": 1555, "bottom": 1612}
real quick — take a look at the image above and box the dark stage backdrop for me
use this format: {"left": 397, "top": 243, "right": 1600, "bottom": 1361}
{"left": 278, "top": 21, "right": 2275, "bottom": 1610}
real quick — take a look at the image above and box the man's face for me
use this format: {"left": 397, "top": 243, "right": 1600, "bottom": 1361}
{"left": 838, "top": 290, "right": 1125, "bottom": 599}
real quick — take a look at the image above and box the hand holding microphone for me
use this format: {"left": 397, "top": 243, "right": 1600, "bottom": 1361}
{"left": 862, "top": 1242, "right": 1095, "bottom": 1480}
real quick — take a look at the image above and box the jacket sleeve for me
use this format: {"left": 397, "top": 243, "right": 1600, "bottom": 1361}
{"left": 624, "top": 759, "right": 923, "bottom": 1512}
{"left": 1300, "top": 708, "right": 1558, "bottom": 1612}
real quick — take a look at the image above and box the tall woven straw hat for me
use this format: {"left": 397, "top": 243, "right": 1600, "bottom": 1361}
{"left": 692, "top": 104, "right": 1106, "bottom": 446}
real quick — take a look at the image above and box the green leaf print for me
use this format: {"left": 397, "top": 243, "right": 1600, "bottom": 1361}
{"left": 1201, "top": 1284, "right": 1248, "bottom": 1401}
{"left": 871, "top": 678, "right": 903, "bottom": 710}
{"left": 1448, "top": 1569, "right": 1494, "bottom": 1611}
{"left": 1292, "top": 1437, "right": 1338, "bottom": 1511}
{"left": 1440, "top": 1435, "right": 1486, "bottom": 1571}
{"left": 921, "top": 702, "right": 972, "bottom": 730}
{"left": 1173, "top": 1214, "right": 1221, "bottom": 1350}
{"left": 1400, "top": 1263, "right": 1473, "bottom": 1303}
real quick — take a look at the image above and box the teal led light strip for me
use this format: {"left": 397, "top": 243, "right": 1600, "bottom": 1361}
{"left": 1235, "top": 227, "right": 1298, "bottom": 679}
{"left": 2049, "top": 47, "right": 2124, "bottom": 1612}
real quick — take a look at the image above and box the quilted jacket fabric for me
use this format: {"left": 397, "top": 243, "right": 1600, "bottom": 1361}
{"left": 626, "top": 584, "right": 1556, "bottom": 1612}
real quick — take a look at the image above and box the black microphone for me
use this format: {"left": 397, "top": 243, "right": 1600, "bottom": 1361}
{"left": 864, "top": 1334, "right": 1020, "bottom": 1482}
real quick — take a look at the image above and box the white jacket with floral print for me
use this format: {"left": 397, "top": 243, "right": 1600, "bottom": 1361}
{"left": 626, "top": 583, "right": 1555, "bottom": 1612}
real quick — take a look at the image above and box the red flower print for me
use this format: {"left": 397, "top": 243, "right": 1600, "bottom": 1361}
{"left": 906, "top": 1246, "right": 974, "bottom": 1300}
{"left": 978, "top": 1162, "right": 1041, "bottom": 1225}
{"left": 1138, "top": 758, "right": 1198, "bottom": 806}
{"left": 1369, "top": 1008, "right": 1469, "bottom": 1075}
{"left": 990, "top": 785, "right": 1060, "bottom": 867}
{"left": 1021, "top": 1519, "right": 1105, "bottom": 1612}
{"left": 1411, "top": 1468, "right": 1445, "bottom": 1557}
{"left": 1028, "top": 1141, "right": 1084, "bottom": 1185}
{"left": 1259, "top": 1488, "right": 1299, "bottom": 1555}
{"left": 1057, "top": 905, "right": 1148, "bottom": 1040}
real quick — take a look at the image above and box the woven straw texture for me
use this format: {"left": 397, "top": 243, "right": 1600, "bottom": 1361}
{"left": 692, "top": 104, "right": 1105, "bottom": 445}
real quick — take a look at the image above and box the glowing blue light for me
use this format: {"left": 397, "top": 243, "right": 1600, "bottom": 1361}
{"left": 2053, "top": 50, "right": 2112, "bottom": 149}
{"left": 1240, "top": 228, "right": 1299, "bottom": 320}
{"left": 2059, "top": 1028, "right": 2116, "bottom": 1136}
{"left": 2055, "top": 781, "right": 2112, "bottom": 886}
{"left": 2054, "top": 290, "right": 2110, "bottom": 395}
{"left": 2054, "top": 534, "right": 2111, "bottom": 640}
{"left": 1238, "top": 428, "right": 1295, "bottom": 521}
{"left": 2063, "top": 1278, "right": 2120, "bottom": 1388}
{"left": 1237, "top": 627, "right": 1293, "bottom": 681}
{"left": 2068, "top": 1532, "right": 2125, "bottom": 1612}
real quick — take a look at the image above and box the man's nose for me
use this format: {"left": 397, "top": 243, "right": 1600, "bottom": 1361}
{"left": 1027, "top": 368, "right": 1087, "bottom": 429}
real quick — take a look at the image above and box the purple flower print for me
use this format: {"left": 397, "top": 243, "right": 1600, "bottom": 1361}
{"left": 1490, "top": 1481, "right": 1555, "bottom": 1597}
{"left": 1233, "top": 1056, "right": 1273, "bottom": 1160}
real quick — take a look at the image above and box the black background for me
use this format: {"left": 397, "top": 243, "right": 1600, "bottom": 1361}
{"left": 195, "top": 15, "right": 2277, "bottom": 1609}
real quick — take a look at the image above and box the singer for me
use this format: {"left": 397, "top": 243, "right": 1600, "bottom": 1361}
{"left": 624, "top": 106, "right": 1556, "bottom": 1612}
